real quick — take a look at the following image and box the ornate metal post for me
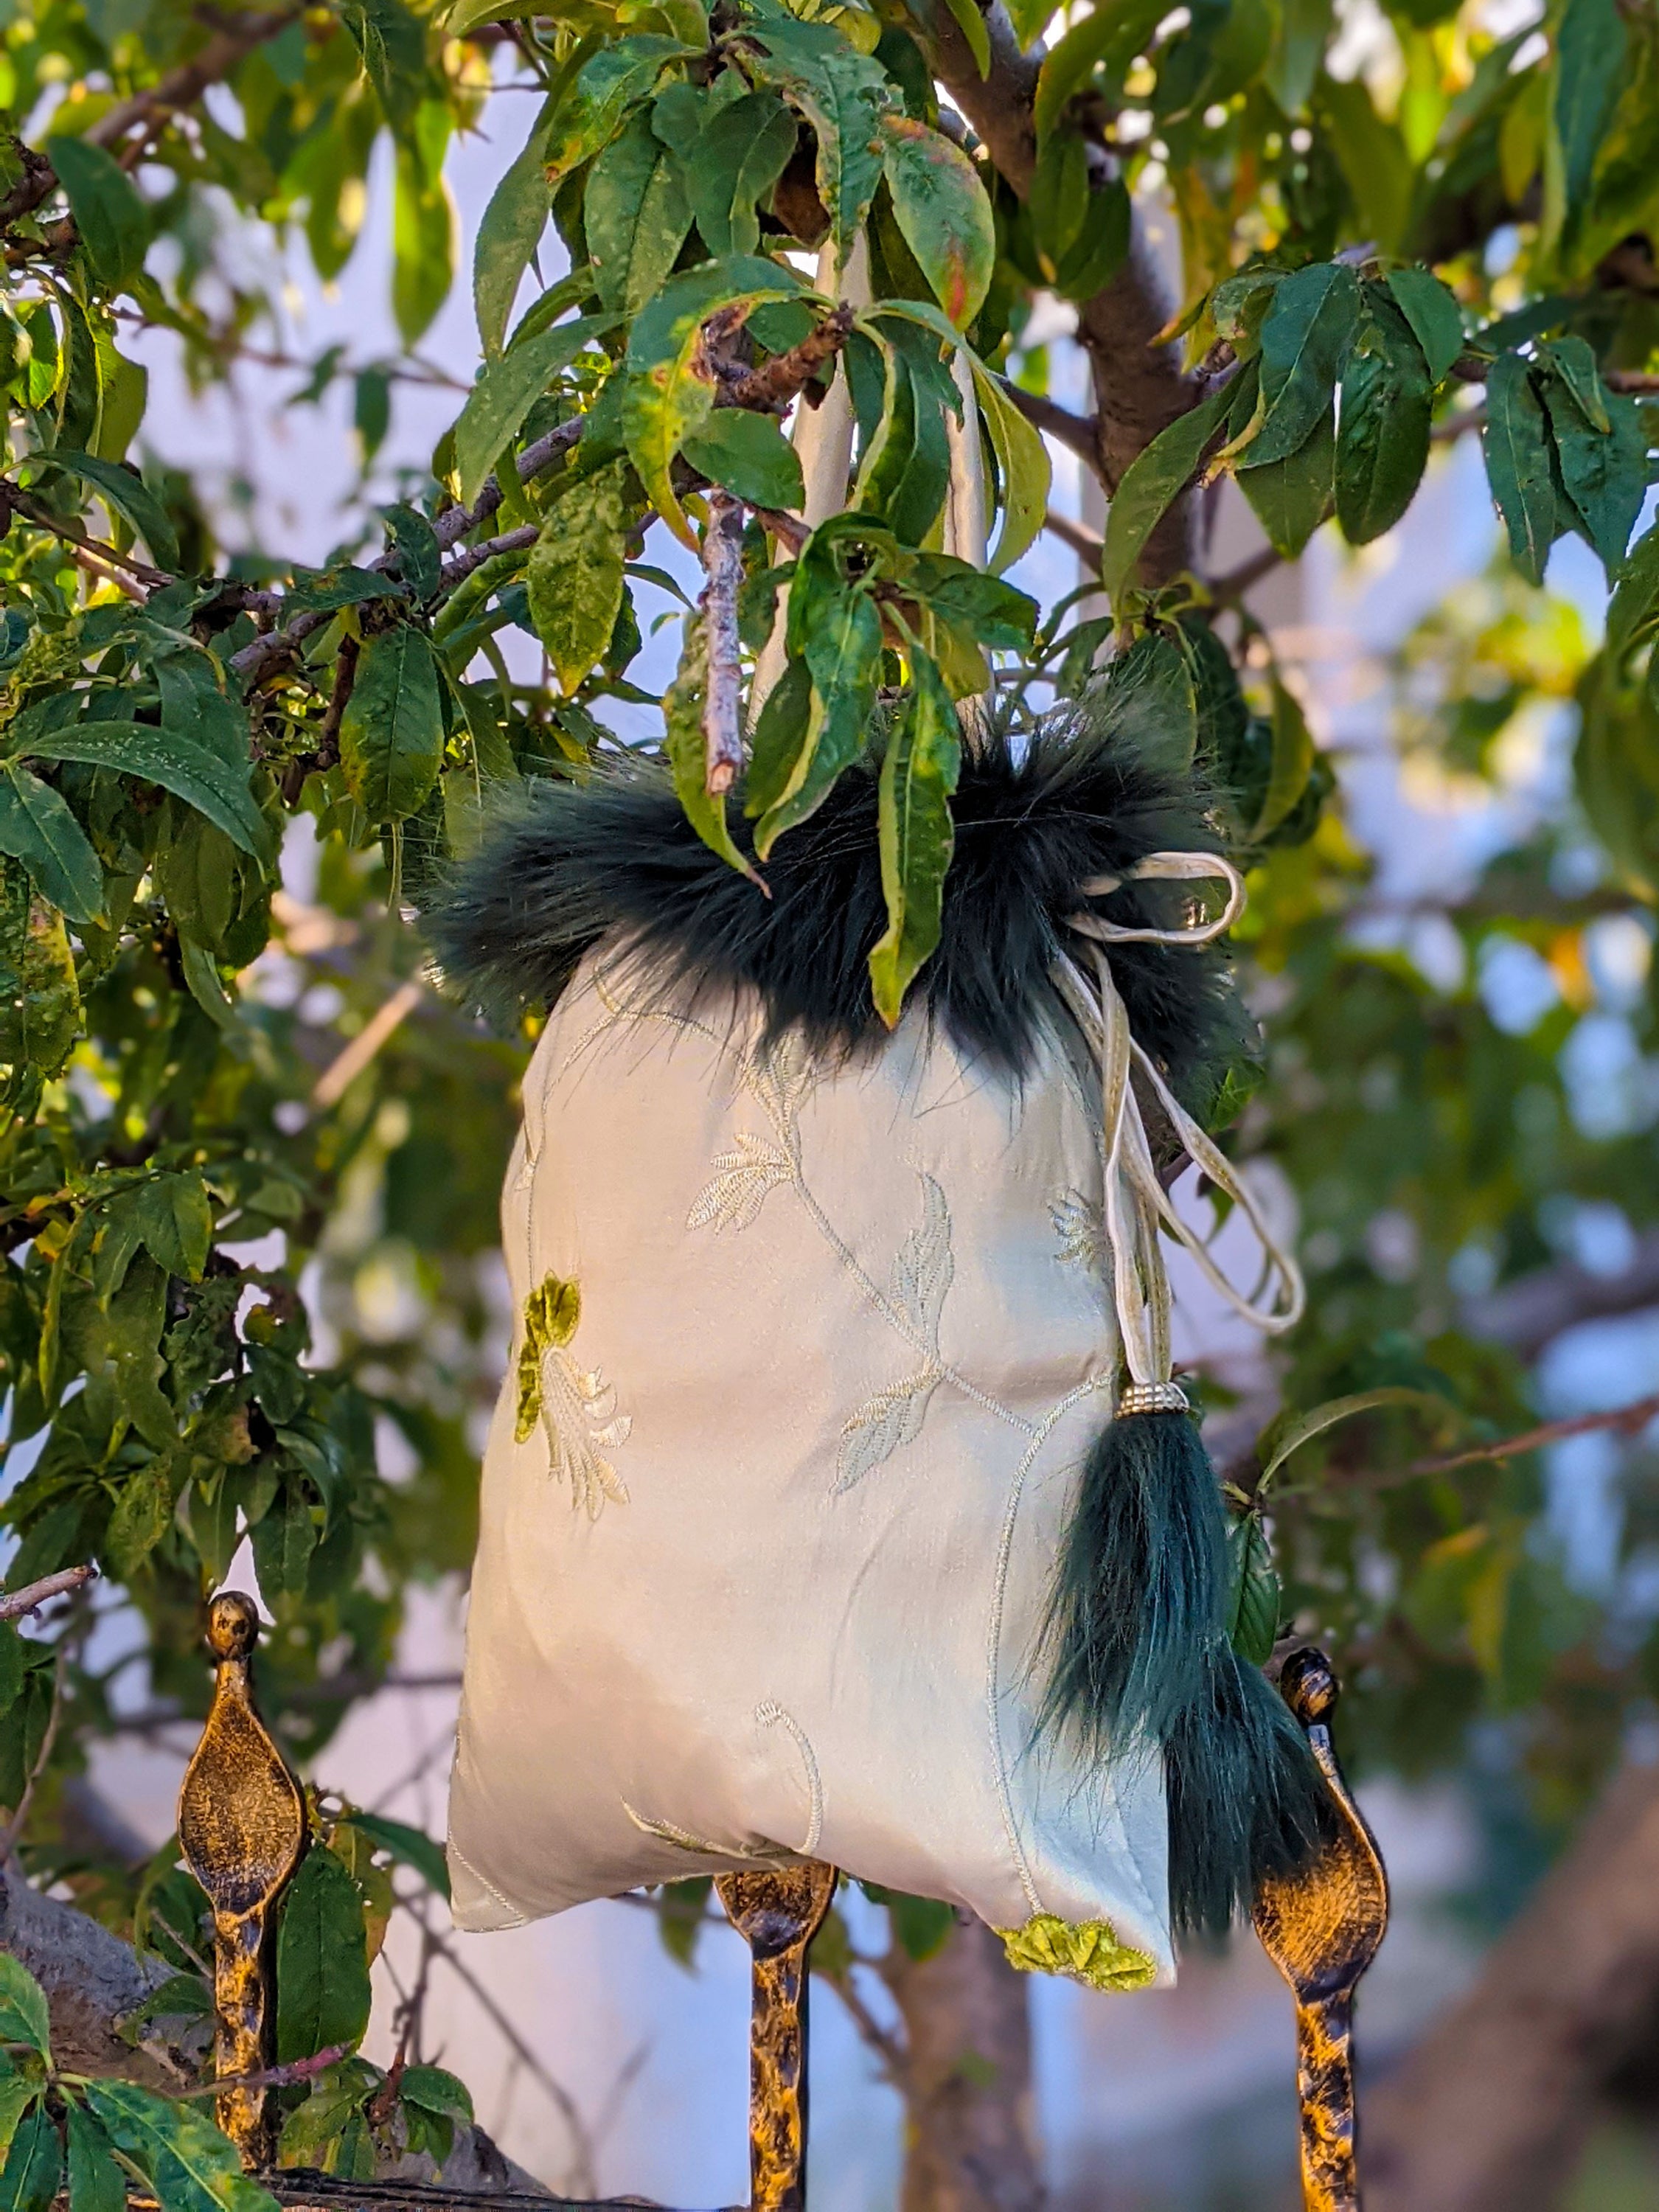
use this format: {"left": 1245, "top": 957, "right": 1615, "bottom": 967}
{"left": 177, "top": 1590, "right": 307, "bottom": 2169}
{"left": 717, "top": 1863, "right": 838, "bottom": 2212}
{"left": 1252, "top": 1648, "right": 1390, "bottom": 2212}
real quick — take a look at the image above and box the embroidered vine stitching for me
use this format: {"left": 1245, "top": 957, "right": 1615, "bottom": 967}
{"left": 835, "top": 1172, "right": 955, "bottom": 1492}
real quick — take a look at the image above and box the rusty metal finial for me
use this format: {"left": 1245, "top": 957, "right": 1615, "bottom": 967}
{"left": 1252, "top": 1648, "right": 1389, "bottom": 2212}
{"left": 717, "top": 1864, "right": 838, "bottom": 2212}
{"left": 178, "top": 1590, "right": 307, "bottom": 2168}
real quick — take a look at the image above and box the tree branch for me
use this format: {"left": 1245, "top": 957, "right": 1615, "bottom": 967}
{"left": 1402, "top": 1391, "right": 1659, "bottom": 1481}
{"left": 998, "top": 381, "right": 1101, "bottom": 465}
{"left": 700, "top": 490, "right": 746, "bottom": 795}
{"left": 1367, "top": 1759, "right": 1659, "bottom": 2212}
{"left": 725, "top": 306, "right": 855, "bottom": 413}
{"left": 1462, "top": 1229, "right": 1659, "bottom": 1360}
{"left": 0, "top": 11, "right": 302, "bottom": 236}
{"left": 916, "top": 0, "right": 1201, "bottom": 582}
{"left": 230, "top": 420, "right": 584, "bottom": 689}
{"left": 0, "top": 1565, "right": 95, "bottom": 1621}
{"left": 1042, "top": 507, "right": 1104, "bottom": 565}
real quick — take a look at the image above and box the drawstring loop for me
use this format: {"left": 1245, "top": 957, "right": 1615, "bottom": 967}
{"left": 1056, "top": 852, "right": 1304, "bottom": 1413}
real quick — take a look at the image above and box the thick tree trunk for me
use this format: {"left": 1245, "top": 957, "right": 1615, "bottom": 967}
{"left": 877, "top": 1918, "right": 1043, "bottom": 2212}
{"left": 1365, "top": 1760, "right": 1659, "bottom": 2212}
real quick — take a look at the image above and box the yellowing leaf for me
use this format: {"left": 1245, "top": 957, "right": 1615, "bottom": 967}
{"left": 880, "top": 117, "right": 995, "bottom": 330}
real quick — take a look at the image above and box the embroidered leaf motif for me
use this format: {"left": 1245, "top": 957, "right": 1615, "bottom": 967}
{"left": 686, "top": 1131, "right": 794, "bottom": 1232}
{"left": 1051, "top": 1189, "right": 1109, "bottom": 1276}
{"left": 834, "top": 1173, "right": 953, "bottom": 1492}
{"left": 513, "top": 1273, "right": 630, "bottom": 1515}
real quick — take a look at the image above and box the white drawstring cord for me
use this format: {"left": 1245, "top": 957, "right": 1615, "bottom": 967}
{"left": 1056, "top": 852, "right": 1305, "bottom": 1410}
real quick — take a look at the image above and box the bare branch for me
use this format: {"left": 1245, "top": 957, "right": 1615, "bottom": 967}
{"left": 159, "top": 2044, "right": 352, "bottom": 2101}
{"left": 1, "top": 12, "right": 302, "bottom": 236}
{"left": 8, "top": 492, "right": 172, "bottom": 587}
{"left": 1042, "top": 508, "right": 1104, "bottom": 566}
{"left": 914, "top": 0, "right": 1201, "bottom": 582}
{"left": 0, "top": 1565, "right": 96, "bottom": 1621}
{"left": 1403, "top": 1390, "right": 1659, "bottom": 1481}
{"left": 998, "top": 381, "right": 1101, "bottom": 465}
{"left": 310, "top": 981, "right": 425, "bottom": 1112}
{"left": 699, "top": 490, "right": 746, "bottom": 796}
{"left": 231, "top": 419, "right": 584, "bottom": 689}
{"left": 437, "top": 525, "right": 539, "bottom": 596}
{"left": 1464, "top": 1228, "right": 1659, "bottom": 1359}
{"left": 1208, "top": 542, "right": 1285, "bottom": 605}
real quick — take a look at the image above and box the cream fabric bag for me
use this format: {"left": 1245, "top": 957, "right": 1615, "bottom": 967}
{"left": 447, "top": 956, "right": 1175, "bottom": 1980}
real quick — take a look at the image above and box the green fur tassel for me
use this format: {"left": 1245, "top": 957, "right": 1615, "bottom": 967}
{"left": 1041, "top": 1409, "right": 1334, "bottom": 1938}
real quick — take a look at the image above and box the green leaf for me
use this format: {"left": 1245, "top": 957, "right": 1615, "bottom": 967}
{"left": 854, "top": 319, "right": 953, "bottom": 543}
{"left": 397, "top": 2066, "right": 473, "bottom": 2124}
{"left": 50, "top": 136, "right": 148, "bottom": 291}
{"left": 0, "top": 863, "right": 80, "bottom": 1073}
{"left": 936, "top": 0, "right": 990, "bottom": 76}
{"left": 1385, "top": 266, "right": 1466, "bottom": 385}
{"left": 0, "top": 1628, "right": 21, "bottom": 1719}
{"left": 275, "top": 1846, "right": 373, "bottom": 2063}
{"left": 1033, "top": 0, "right": 1167, "bottom": 142}
{"left": 544, "top": 35, "right": 697, "bottom": 188}
{"left": 1255, "top": 677, "right": 1315, "bottom": 840}
{"left": 0, "top": 2080, "right": 35, "bottom": 2175}
{"left": 1238, "top": 403, "right": 1334, "bottom": 557}
{"left": 742, "top": 12, "right": 893, "bottom": 264}
{"left": 1256, "top": 1386, "right": 1455, "bottom": 1491}
{"left": 1607, "top": 523, "right": 1659, "bottom": 669}
{"left": 342, "top": 1810, "right": 451, "bottom": 1900}
{"left": 0, "top": 1958, "right": 51, "bottom": 2058}
{"left": 65, "top": 2103, "right": 122, "bottom": 2212}
{"left": 1263, "top": 0, "right": 1331, "bottom": 116}
{"left": 451, "top": 313, "right": 612, "bottom": 509}
{"left": 1554, "top": 0, "right": 1627, "bottom": 218}
{"left": 902, "top": 554, "right": 1038, "bottom": 653}
{"left": 338, "top": 626, "right": 444, "bottom": 823}
{"left": 1245, "top": 260, "right": 1360, "bottom": 469}
{"left": 1335, "top": 297, "right": 1432, "bottom": 546}
{"left": 623, "top": 258, "right": 802, "bottom": 545}
{"left": 1049, "top": 176, "right": 1130, "bottom": 302}
{"left": 661, "top": 614, "right": 762, "bottom": 883}
{"left": 1029, "top": 131, "right": 1089, "bottom": 269}
{"left": 880, "top": 116, "right": 995, "bottom": 330}
{"left": 392, "top": 128, "right": 455, "bottom": 349}
{"left": 44, "top": 450, "right": 179, "bottom": 572}
{"left": 474, "top": 102, "right": 553, "bottom": 357}
{"left": 588, "top": 110, "right": 693, "bottom": 317}
{"left": 967, "top": 358, "right": 1051, "bottom": 574}
{"left": 1537, "top": 358, "right": 1647, "bottom": 577}
{"left": 105, "top": 1455, "right": 178, "bottom": 1577}
{"left": 754, "top": 534, "right": 884, "bottom": 855}
{"left": 11, "top": 721, "right": 265, "bottom": 855}
{"left": 250, "top": 1485, "right": 316, "bottom": 1599}
{"left": 0, "top": 2107, "right": 60, "bottom": 2212}
{"left": 1535, "top": 335, "right": 1610, "bottom": 432}
{"left": 1483, "top": 352, "right": 1557, "bottom": 585}
{"left": 526, "top": 459, "right": 630, "bottom": 695}
{"left": 86, "top": 2080, "right": 276, "bottom": 2212}
{"left": 681, "top": 410, "right": 805, "bottom": 509}
{"left": 869, "top": 647, "right": 960, "bottom": 1026}
{"left": 1225, "top": 1512, "right": 1280, "bottom": 1667}
{"left": 681, "top": 91, "right": 799, "bottom": 260}
{"left": 341, "top": 0, "right": 428, "bottom": 139}
{"left": 1102, "top": 378, "right": 1233, "bottom": 599}
{"left": 1315, "top": 78, "right": 1413, "bottom": 254}
{"left": 0, "top": 767, "right": 103, "bottom": 925}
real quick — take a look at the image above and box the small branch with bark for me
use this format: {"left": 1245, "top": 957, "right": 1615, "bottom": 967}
{"left": 699, "top": 490, "right": 746, "bottom": 796}
{"left": 723, "top": 306, "right": 855, "bottom": 414}
{"left": 1, "top": 1565, "right": 95, "bottom": 1621}
{"left": 999, "top": 381, "right": 1102, "bottom": 465}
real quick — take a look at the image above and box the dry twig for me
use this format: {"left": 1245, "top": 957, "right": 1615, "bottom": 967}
{"left": 699, "top": 490, "right": 747, "bottom": 796}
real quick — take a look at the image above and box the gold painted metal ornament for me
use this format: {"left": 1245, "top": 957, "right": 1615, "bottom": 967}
{"left": 1253, "top": 1648, "right": 1391, "bottom": 2212}
{"left": 177, "top": 1590, "right": 306, "bottom": 2168}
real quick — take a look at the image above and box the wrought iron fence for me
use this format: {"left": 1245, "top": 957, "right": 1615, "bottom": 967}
{"left": 176, "top": 1593, "right": 1388, "bottom": 2212}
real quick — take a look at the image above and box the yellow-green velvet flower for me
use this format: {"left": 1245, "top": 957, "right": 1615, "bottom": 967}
{"left": 997, "top": 1912, "right": 1157, "bottom": 1993}
{"left": 515, "top": 1274, "right": 581, "bottom": 1441}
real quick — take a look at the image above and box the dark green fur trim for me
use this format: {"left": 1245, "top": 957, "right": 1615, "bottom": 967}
{"left": 1040, "top": 1410, "right": 1334, "bottom": 1937}
{"left": 426, "top": 693, "right": 1258, "bottom": 1119}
